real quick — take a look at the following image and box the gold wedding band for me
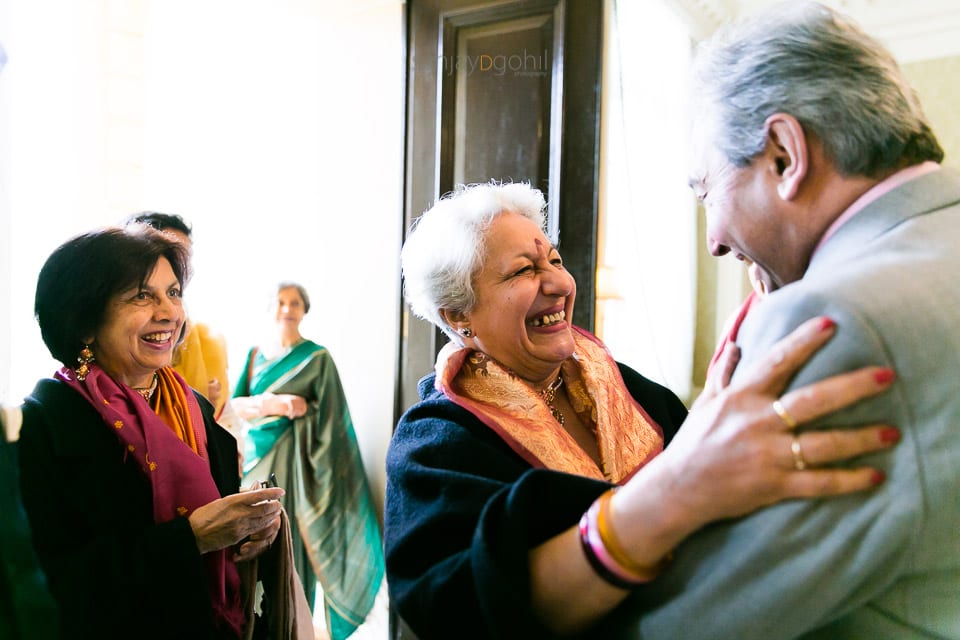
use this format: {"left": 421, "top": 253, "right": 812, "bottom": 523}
{"left": 771, "top": 399, "right": 798, "bottom": 429}
{"left": 790, "top": 436, "right": 807, "bottom": 471}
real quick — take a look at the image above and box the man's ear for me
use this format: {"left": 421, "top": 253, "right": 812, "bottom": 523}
{"left": 765, "top": 113, "right": 808, "bottom": 201}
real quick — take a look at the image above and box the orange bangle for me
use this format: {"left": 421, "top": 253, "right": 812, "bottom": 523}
{"left": 596, "top": 488, "right": 669, "bottom": 581}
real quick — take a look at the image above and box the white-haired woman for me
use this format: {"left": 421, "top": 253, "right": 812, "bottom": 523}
{"left": 384, "top": 182, "right": 901, "bottom": 639}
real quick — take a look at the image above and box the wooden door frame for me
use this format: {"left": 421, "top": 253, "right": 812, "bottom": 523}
{"left": 396, "top": 0, "right": 602, "bottom": 424}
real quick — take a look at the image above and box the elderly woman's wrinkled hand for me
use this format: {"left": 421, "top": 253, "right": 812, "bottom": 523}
{"left": 647, "top": 316, "right": 900, "bottom": 529}
{"left": 188, "top": 487, "right": 285, "bottom": 555}
{"left": 232, "top": 513, "right": 283, "bottom": 563}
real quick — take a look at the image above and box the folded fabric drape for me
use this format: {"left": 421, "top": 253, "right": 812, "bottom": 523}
{"left": 240, "top": 508, "right": 314, "bottom": 640}
{"left": 235, "top": 340, "right": 384, "bottom": 640}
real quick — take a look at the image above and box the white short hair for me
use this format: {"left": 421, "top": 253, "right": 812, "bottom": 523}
{"left": 401, "top": 182, "right": 547, "bottom": 343}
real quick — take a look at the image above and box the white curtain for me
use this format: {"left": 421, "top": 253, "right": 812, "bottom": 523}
{"left": 596, "top": 0, "right": 697, "bottom": 402}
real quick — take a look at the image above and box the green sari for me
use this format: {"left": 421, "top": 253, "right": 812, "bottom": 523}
{"left": 233, "top": 340, "right": 384, "bottom": 640}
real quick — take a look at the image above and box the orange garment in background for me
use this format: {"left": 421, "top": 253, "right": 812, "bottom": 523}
{"left": 173, "top": 320, "right": 229, "bottom": 417}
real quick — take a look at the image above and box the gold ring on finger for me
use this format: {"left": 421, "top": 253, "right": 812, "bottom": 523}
{"left": 772, "top": 399, "right": 798, "bottom": 429}
{"left": 790, "top": 436, "right": 807, "bottom": 471}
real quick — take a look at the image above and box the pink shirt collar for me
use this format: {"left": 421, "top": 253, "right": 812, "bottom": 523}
{"left": 812, "top": 161, "right": 941, "bottom": 256}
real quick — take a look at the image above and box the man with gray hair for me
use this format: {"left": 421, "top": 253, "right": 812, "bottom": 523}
{"left": 633, "top": 2, "right": 959, "bottom": 638}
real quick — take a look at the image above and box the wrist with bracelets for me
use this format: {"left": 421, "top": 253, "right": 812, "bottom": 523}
{"left": 578, "top": 487, "right": 670, "bottom": 589}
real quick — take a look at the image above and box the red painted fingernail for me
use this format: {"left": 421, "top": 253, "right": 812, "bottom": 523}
{"left": 879, "top": 427, "right": 901, "bottom": 444}
{"left": 874, "top": 368, "right": 896, "bottom": 385}
{"left": 870, "top": 470, "right": 886, "bottom": 486}
{"left": 818, "top": 317, "right": 835, "bottom": 331}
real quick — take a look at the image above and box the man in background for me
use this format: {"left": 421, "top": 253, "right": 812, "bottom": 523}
{"left": 634, "top": 2, "right": 959, "bottom": 638}
{"left": 124, "top": 212, "right": 231, "bottom": 420}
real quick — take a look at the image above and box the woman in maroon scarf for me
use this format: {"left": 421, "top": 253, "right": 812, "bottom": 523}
{"left": 19, "top": 226, "right": 284, "bottom": 639}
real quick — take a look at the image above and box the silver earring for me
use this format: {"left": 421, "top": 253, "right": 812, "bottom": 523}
{"left": 459, "top": 327, "right": 472, "bottom": 338}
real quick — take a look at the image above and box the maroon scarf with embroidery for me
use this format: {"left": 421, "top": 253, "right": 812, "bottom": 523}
{"left": 56, "top": 364, "right": 244, "bottom": 636}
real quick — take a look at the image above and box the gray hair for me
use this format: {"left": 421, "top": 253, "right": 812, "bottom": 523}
{"left": 401, "top": 182, "right": 546, "bottom": 344}
{"left": 276, "top": 281, "right": 310, "bottom": 313}
{"left": 691, "top": 1, "right": 943, "bottom": 177}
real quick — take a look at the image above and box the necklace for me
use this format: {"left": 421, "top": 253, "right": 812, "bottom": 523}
{"left": 132, "top": 373, "right": 159, "bottom": 402}
{"left": 540, "top": 374, "right": 564, "bottom": 425}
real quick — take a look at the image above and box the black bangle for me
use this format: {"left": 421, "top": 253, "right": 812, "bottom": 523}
{"left": 578, "top": 510, "right": 638, "bottom": 590}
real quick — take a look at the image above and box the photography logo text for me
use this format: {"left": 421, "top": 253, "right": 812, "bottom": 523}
{"left": 439, "top": 48, "right": 550, "bottom": 77}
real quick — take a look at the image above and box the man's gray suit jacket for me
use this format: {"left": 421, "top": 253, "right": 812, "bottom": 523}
{"left": 632, "top": 167, "right": 960, "bottom": 639}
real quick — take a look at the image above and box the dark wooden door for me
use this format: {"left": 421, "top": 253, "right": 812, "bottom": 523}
{"left": 397, "top": 0, "right": 603, "bottom": 429}
{"left": 393, "top": 4, "right": 603, "bottom": 633}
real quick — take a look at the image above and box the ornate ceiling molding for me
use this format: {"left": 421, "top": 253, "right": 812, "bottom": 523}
{"left": 667, "top": 0, "right": 960, "bottom": 63}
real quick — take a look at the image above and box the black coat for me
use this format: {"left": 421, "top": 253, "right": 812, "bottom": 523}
{"left": 18, "top": 378, "right": 241, "bottom": 640}
{"left": 384, "top": 363, "right": 688, "bottom": 640}
{"left": 0, "top": 433, "right": 58, "bottom": 640}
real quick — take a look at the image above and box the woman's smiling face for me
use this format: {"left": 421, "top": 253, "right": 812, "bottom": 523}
{"left": 87, "top": 257, "right": 185, "bottom": 388}
{"left": 455, "top": 211, "right": 577, "bottom": 385}
{"left": 274, "top": 287, "right": 307, "bottom": 330}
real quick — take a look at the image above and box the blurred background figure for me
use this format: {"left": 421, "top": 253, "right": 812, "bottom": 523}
{"left": 1, "top": 404, "right": 59, "bottom": 640}
{"left": 230, "top": 282, "right": 385, "bottom": 640}
{"left": 124, "top": 212, "right": 231, "bottom": 421}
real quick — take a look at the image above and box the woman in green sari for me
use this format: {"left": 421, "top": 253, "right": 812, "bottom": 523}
{"left": 230, "top": 282, "right": 384, "bottom": 640}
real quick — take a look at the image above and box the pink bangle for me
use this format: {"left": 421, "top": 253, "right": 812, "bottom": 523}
{"left": 579, "top": 499, "right": 644, "bottom": 589}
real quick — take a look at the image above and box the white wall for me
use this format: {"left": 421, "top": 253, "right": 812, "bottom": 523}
{"left": 0, "top": 0, "right": 405, "bottom": 510}
{"left": 2, "top": 0, "right": 112, "bottom": 403}
{"left": 0, "top": 1, "right": 11, "bottom": 411}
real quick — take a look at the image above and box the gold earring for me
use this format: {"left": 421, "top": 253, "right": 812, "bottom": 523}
{"left": 76, "top": 344, "right": 95, "bottom": 381}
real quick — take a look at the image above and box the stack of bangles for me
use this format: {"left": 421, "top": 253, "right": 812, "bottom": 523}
{"left": 578, "top": 487, "right": 671, "bottom": 589}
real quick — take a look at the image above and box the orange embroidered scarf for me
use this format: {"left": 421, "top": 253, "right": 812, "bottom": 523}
{"left": 435, "top": 326, "right": 664, "bottom": 484}
{"left": 154, "top": 366, "right": 206, "bottom": 457}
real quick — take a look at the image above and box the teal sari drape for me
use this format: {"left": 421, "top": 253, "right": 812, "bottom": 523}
{"left": 233, "top": 340, "right": 384, "bottom": 640}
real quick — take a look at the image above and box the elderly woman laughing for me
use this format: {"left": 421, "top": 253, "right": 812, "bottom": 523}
{"left": 384, "top": 182, "right": 901, "bottom": 639}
